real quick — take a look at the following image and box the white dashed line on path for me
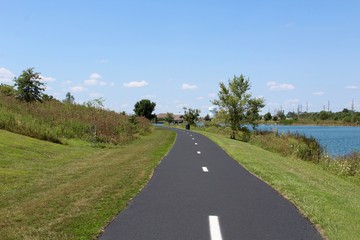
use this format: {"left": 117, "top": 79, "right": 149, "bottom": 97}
{"left": 195, "top": 143, "right": 198, "bottom": 145}
{"left": 197, "top": 151, "right": 201, "bottom": 154}
{"left": 209, "top": 215, "right": 223, "bottom": 240}
{"left": 202, "top": 167, "right": 209, "bottom": 172}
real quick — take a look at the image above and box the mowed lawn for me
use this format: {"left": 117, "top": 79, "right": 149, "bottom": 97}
{"left": 0, "top": 128, "right": 175, "bottom": 240}
{"left": 200, "top": 131, "right": 360, "bottom": 240}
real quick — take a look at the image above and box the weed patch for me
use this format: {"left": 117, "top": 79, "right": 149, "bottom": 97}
{"left": 0, "top": 94, "right": 151, "bottom": 144}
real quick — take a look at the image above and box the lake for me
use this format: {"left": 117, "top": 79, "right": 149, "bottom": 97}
{"left": 256, "top": 125, "right": 360, "bottom": 157}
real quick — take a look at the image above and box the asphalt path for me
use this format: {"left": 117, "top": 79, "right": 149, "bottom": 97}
{"left": 98, "top": 128, "right": 323, "bottom": 240}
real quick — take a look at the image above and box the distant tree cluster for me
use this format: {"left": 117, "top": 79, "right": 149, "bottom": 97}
{"left": 262, "top": 109, "right": 360, "bottom": 125}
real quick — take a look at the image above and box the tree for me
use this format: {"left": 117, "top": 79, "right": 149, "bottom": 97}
{"left": 286, "top": 111, "right": 298, "bottom": 120}
{"left": 319, "top": 110, "right": 330, "bottom": 120}
{"left": 14, "top": 68, "right": 45, "bottom": 102}
{"left": 204, "top": 114, "right": 211, "bottom": 121}
{"left": 42, "top": 94, "right": 57, "bottom": 102}
{"left": 275, "top": 110, "right": 286, "bottom": 120}
{"left": 134, "top": 99, "right": 156, "bottom": 120}
{"left": 164, "top": 112, "right": 174, "bottom": 125}
{"left": 212, "top": 74, "right": 265, "bottom": 139}
{"left": 183, "top": 107, "right": 200, "bottom": 126}
{"left": 63, "top": 92, "right": 75, "bottom": 104}
{"left": 263, "top": 112, "right": 272, "bottom": 121}
{"left": 84, "top": 97, "right": 105, "bottom": 109}
{"left": 0, "top": 83, "right": 17, "bottom": 96}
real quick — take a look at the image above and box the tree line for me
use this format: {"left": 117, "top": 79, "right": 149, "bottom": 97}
{"left": 263, "top": 109, "right": 360, "bottom": 125}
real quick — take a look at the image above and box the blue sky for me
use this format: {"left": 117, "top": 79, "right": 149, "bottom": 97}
{"left": 1, "top": 0, "right": 359, "bottom": 115}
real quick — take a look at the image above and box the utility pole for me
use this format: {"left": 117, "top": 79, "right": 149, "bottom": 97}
{"left": 306, "top": 102, "right": 308, "bottom": 112}
{"left": 327, "top": 100, "right": 330, "bottom": 112}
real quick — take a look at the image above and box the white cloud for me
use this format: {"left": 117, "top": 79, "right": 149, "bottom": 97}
{"left": 208, "top": 93, "right": 217, "bottom": 98}
{"left": 123, "top": 80, "right": 149, "bottom": 88}
{"left": 70, "top": 85, "right": 86, "bottom": 93}
{"left": 90, "top": 73, "right": 101, "bottom": 79}
{"left": 84, "top": 73, "right": 107, "bottom": 86}
{"left": 197, "top": 96, "right": 204, "bottom": 100}
{"left": 312, "top": 91, "right": 325, "bottom": 96}
{"left": 182, "top": 83, "right": 197, "bottom": 90}
{"left": 345, "top": 85, "right": 358, "bottom": 89}
{"left": 40, "top": 75, "right": 56, "bottom": 82}
{"left": 0, "top": 67, "right": 15, "bottom": 83}
{"left": 267, "top": 81, "right": 295, "bottom": 91}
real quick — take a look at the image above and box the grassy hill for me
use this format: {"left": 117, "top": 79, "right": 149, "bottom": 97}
{"left": 0, "top": 128, "right": 175, "bottom": 239}
{"left": 0, "top": 94, "right": 151, "bottom": 145}
{"left": 0, "top": 92, "right": 177, "bottom": 239}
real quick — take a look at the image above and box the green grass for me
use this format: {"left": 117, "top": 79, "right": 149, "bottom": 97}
{"left": 0, "top": 128, "right": 176, "bottom": 240}
{"left": 0, "top": 94, "right": 152, "bottom": 144}
{"left": 199, "top": 131, "right": 360, "bottom": 240}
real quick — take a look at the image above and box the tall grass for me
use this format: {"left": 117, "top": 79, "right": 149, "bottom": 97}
{"left": 250, "top": 130, "right": 323, "bottom": 163}
{"left": 0, "top": 94, "right": 152, "bottom": 144}
{"left": 194, "top": 124, "right": 360, "bottom": 179}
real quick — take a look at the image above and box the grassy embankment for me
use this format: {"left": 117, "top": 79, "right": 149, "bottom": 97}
{"left": 0, "top": 92, "right": 176, "bottom": 239}
{"left": 0, "top": 128, "right": 175, "bottom": 239}
{"left": 198, "top": 130, "right": 360, "bottom": 240}
{"left": 0, "top": 94, "right": 151, "bottom": 145}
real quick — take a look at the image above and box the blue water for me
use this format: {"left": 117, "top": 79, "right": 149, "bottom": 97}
{"left": 257, "top": 125, "right": 360, "bottom": 156}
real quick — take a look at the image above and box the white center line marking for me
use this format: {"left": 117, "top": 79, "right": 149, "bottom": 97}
{"left": 209, "top": 215, "right": 223, "bottom": 240}
{"left": 197, "top": 151, "right": 201, "bottom": 154}
{"left": 202, "top": 167, "right": 209, "bottom": 172}
{"left": 192, "top": 138, "right": 195, "bottom": 140}
{"left": 195, "top": 143, "right": 198, "bottom": 145}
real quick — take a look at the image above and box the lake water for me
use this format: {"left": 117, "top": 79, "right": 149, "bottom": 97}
{"left": 256, "top": 125, "right": 360, "bottom": 156}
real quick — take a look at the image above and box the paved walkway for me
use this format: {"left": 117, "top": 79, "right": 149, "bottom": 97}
{"left": 98, "top": 128, "right": 322, "bottom": 240}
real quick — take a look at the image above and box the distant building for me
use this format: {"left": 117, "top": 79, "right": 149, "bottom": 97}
{"left": 156, "top": 113, "right": 184, "bottom": 124}
{"left": 208, "top": 106, "right": 217, "bottom": 118}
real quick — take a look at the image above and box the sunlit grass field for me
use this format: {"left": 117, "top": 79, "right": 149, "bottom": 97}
{"left": 0, "top": 128, "right": 175, "bottom": 239}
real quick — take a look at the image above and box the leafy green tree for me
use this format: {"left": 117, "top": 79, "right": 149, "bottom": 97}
{"left": 212, "top": 74, "right": 265, "bottom": 139}
{"left": 134, "top": 99, "right": 156, "bottom": 120}
{"left": 204, "top": 114, "right": 211, "bottom": 121}
{"left": 0, "top": 83, "right": 17, "bottom": 96}
{"left": 276, "top": 110, "right": 286, "bottom": 120}
{"left": 164, "top": 112, "right": 174, "bottom": 125}
{"left": 183, "top": 107, "right": 200, "bottom": 126}
{"left": 14, "top": 68, "right": 45, "bottom": 102}
{"left": 63, "top": 92, "right": 75, "bottom": 104}
{"left": 263, "top": 112, "right": 272, "bottom": 121}
{"left": 319, "top": 110, "right": 330, "bottom": 120}
{"left": 42, "top": 94, "right": 57, "bottom": 102}
{"left": 286, "top": 111, "right": 298, "bottom": 120}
